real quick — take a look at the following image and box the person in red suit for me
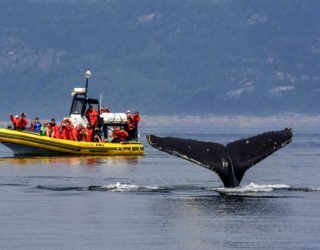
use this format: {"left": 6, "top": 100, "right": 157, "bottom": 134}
{"left": 125, "top": 111, "right": 140, "bottom": 140}
{"left": 47, "top": 119, "right": 60, "bottom": 138}
{"left": 112, "top": 127, "right": 128, "bottom": 143}
{"left": 85, "top": 124, "right": 93, "bottom": 142}
{"left": 59, "top": 118, "right": 74, "bottom": 140}
{"left": 9, "top": 112, "right": 28, "bottom": 129}
{"left": 85, "top": 106, "right": 98, "bottom": 127}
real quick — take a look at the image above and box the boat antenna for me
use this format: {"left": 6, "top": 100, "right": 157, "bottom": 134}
{"left": 100, "top": 93, "right": 102, "bottom": 112}
{"left": 85, "top": 68, "right": 91, "bottom": 97}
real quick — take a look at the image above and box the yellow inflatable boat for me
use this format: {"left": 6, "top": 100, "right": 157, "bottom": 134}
{"left": 1, "top": 69, "right": 144, "bottom": 157}
{"left": 0, "top": 128, "right": 144, "bottom": 156}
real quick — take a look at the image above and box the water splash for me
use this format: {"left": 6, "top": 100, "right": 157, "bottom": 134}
{"left": 214, "top": 182, "right": 290, "bottom": 194}
{"left": 88, "top": 182, "right": 165, "bottom": 192}
{"left": 214, "top": 182, "right": 320, "bottom": 194}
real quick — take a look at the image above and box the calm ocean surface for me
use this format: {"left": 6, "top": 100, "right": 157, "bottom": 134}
{"left": 0, "top": 128, "right": 320, "bottom": 250}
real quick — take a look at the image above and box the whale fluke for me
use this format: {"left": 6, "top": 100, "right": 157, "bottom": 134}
{"left": 146, "top": 128, "right": 293, "bottom": 188}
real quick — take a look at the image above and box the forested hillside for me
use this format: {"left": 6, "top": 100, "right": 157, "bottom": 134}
{"left": 0, "top": 0, "right": 319, "bottom": 120}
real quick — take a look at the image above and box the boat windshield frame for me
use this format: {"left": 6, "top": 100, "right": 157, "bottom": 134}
{"left": 69, "top": 96, "right": 100, "bottom": 116}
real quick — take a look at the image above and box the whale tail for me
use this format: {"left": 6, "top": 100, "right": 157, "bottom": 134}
{"left": 146, "top": 128, "right": 293, "bottom": 187}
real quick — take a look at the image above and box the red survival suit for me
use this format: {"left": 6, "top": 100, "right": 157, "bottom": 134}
{"left": 126, "top": 112, "right": 140, "bottom": 140}
{"left": 85, "top": 107, "right": 98, "bottom": 127}
{"left": 47, "top": 122, "right": 60, "bottom": 138}
{"left": 112, "top": 128, "right": 128, "bottom": 142}
{"left": 10, "top": 114, "right": 28, "bottom": 129}
{"left": 59, "top": 119, "right": 74, "bottom": 140}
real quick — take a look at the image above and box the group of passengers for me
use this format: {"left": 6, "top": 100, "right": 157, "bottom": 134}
{"left": 9, "top": 108, "right": 141, "bottom": 143}
{"left": 10, "top": 113, "right": 103, "bottom": 142}
{"left": 44, "top": 118, "right": 104, "bottom": 143}
{"left": 110, "top": 110, "right": 140, "bottom": 143}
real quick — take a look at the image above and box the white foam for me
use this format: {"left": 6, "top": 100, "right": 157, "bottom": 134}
{"left": 215, "top": 182, "right": 290, "bottom": 194}
{"left": 99, "top": 182, "right": 160, "bottom": 192}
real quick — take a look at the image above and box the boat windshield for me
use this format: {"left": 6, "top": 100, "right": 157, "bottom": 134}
{"left": 70, "top": 98, "right": 86, "bottom": 115}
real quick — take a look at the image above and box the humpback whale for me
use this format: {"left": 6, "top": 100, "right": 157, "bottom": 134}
{"left": 146, "top": 128, "right": 293, "bottom": 188}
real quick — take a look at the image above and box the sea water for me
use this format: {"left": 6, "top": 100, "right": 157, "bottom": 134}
{"left": 0, "top": 128, "right": 319, "bottom": 250}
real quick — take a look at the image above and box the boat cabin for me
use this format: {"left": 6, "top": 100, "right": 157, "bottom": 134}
{"left": 69, "top": 89, "right": 100, "bottom": 117}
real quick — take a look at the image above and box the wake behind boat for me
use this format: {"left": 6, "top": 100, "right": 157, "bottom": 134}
{"left": 0, "top": 69, "right": 144, "bottom": 156}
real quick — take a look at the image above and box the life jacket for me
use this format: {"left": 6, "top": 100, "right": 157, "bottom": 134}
{"left": 71, "top": 128, "right": 79, "bottom": 141}
{"left": 86, "top": 127, "right": 93, "bottom": 142}
{"left": 126, "top": 115, "right": 136, "bottom": 131}
{"left": 9, "top": 114, "right": 28, "bottom": 129}
{"left": 59, "top": 125, "right": 70, "bottom": 140}
{"left": 113, "top": 129, "right": 128, "bottom": 141}
{"left": 47, "top": 123, "right": 59, "bottom": 138}
{"left": 67, "top": 126, "right": 74, "bottom": 140}
{"left": 119, "top": 130, "right": 129, "bottom": 141}
{"left": 134, "top": 113, "right": 141, "bottom": 123}
{"left": 53, "top": 125, "right": 60, "bottom": 138}
{"left": 58, "top": 119, "right": 74, "bottom": 140}
{"left": 16, "top": 117, "right": 28, "bottom": 129}
{"left": 60, "top": 129, "right": 67, "bottom": 140}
